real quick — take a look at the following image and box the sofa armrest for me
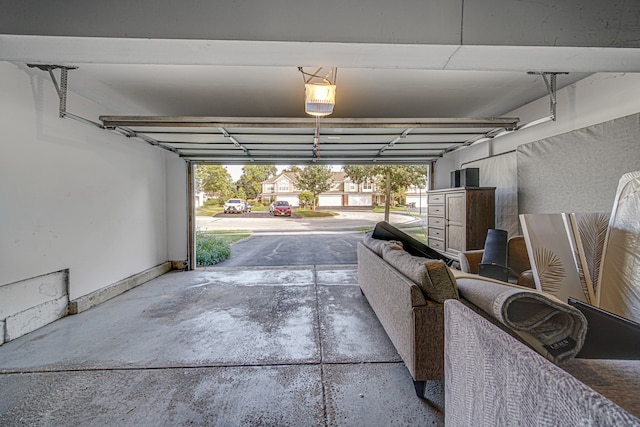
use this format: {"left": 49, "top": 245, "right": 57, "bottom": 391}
{"left": 445, "top": 300, "right": 640, "bottom": 426}
{"left": 459, "top": 250, "right": 484, "bottom": 274}
{"left": 412, "top": 302, "right": 444, "bottom": 380}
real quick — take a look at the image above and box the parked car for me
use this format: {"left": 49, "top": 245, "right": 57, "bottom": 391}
{"left": 223, "top": 198, "right": 245, "bottom": 214}
{"left": 243, "top": 201, "right": 251, "bottom": 213}
{"left": 270, "top": 200, "right": 291, "bottom": 216}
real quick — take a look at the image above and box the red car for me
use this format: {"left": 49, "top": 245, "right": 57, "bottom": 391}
{"left": 270, "top": 200, "right": 292, "bottom": 216}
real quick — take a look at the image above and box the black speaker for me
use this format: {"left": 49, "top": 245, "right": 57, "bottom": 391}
{"left": 450, "top": 170, "right": 460, "bottom": 187}
{"left": 460, "top": 168, "right": 479, "bottom": 187}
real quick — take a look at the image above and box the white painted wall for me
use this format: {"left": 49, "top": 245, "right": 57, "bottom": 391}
{"left": 434, "top": 72, "right": 640, "bottom": 188}
{"left": 166, "top": 156, "right": 188, "bottom": 262}
{"left": 0, "top": 62, "right": 183, "bottom": 300}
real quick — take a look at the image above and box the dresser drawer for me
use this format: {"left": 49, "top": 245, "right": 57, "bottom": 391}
{"left": 429, "top": 238, "right": 445, "bottom": 251}
{"left": 428, "top": 205, "right": 445, "bottom": 216}
{"left": 429, "top": 217, "right": 445, "bottom": 228}
{"left": 428, "top": 193, "right": 445, "bottom": 204}
{"left": 428, "top": 227, "right": 444, "bottom": 240}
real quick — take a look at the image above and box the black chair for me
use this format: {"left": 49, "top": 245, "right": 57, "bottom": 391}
{"left": 478, "top": 229, "right": 509, "bottom": 282}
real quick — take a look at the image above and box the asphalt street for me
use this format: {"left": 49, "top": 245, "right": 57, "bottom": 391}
{"left": 197, "top": 210, "right": 424, "bottom": 267}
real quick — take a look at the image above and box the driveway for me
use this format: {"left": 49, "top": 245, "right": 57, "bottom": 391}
{"left": 197, "top": 210, "right": 425, "bottom": 267}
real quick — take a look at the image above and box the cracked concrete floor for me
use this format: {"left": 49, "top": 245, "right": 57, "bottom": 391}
{"left": 0, "top": 265, "right": 444, "bottom": 426}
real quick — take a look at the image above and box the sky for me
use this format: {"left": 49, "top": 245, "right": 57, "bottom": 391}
{"left": 224, "top": 164, "right": 343, "bottom": 182}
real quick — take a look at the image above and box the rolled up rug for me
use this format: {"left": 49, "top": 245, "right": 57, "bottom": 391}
{"left": 452, "top": 269, "right": 587, "bottom": 364}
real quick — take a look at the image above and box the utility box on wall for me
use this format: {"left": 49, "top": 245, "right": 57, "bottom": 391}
{"left": 450, "top": 168, "right": 479, "bottom": 187}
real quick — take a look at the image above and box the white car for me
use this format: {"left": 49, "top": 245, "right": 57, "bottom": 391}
{"left": 223, "top": 198, "right": 244, "bottom": 214}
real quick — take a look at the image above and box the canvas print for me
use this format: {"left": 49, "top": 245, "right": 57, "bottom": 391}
{"left": 520, "top": 214, "right": 589, "bottom": 303}
{"left": 562, "top": 212, "right": 609, "bottom": 304}
{"left": 597, "top": 171, "right": 640, "bottom": 323}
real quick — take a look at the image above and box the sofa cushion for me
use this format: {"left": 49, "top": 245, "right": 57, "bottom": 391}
{"left": 382, "top": 245, "right": 459, "bottom": 303}
{"left": 362, "top": 232, "right": 403, "bottom": 257}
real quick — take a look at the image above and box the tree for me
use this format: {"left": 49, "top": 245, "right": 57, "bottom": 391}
{"left": 295, "top": 165, "right": 333, "bottom": 209}
{"left": 195, "top": 165, "right": 235, "bottom": 201}
{"left": 298, "top": 191, "right": 314, "bottom": 208}
{"left": 383, "top": 165, "right": 429, "bottom": 197}
{"left": 343, "top": 164, "right": 429, "bottom": 221}
{"left": 282, "top": 165, "right": 303, "bottom": 174}
{"left": 341, "top": 165, "right": 373, "bottom": 185}
{"left": 236, "top": 165, "right": 277, "bottom": 199}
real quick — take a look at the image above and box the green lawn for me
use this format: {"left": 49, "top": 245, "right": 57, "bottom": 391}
{"left": 196, "top": 205, "right": 223, "bottom": 216}
{"left": 197, "top": 230, "right": 251, "bottom": 244}
{"left": 294, "top": 208, "right": 339, "bottom": 218}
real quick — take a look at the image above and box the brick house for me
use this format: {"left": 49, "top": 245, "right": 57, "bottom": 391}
{"left": 259, "top": 171, "right": 376, "bottom": 208}
{"left": 259, "top": 171, "right": 428, "bottom": 208}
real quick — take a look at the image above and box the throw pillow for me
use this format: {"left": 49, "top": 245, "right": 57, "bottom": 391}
{"left": 382, "top": 245, "right": 459, "bottom": 303}
{"left": 363, "top": 232, "right": 403, "bottom": 257}
{"left": 424, "top": 260, "right": 459, "bottom": 302}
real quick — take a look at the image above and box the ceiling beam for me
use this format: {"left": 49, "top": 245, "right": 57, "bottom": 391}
{"left": 100, "top": 116, "right": 519, "bottom": 129}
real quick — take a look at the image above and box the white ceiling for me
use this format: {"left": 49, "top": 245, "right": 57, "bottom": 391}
{"left": 66, "top": 64, "right": 585, "bottom": 118}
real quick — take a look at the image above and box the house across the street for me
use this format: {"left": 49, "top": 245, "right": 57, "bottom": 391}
{"left": 258, "top": 171, "right": 428, "bottom": 209}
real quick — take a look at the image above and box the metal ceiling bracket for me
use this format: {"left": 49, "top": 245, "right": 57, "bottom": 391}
{"left": 27, "top": 64, "right": 188, "bottom": 156}
{"left": 528, "top": 72, "right": 568, "bottom": 121}
{"left": 298, "top": 66, "right": 337, "bottom": 85}
{"left": 27, "top": 64, "right": 78, "bottom": 119}
{"left": 453, "top": 72, "right": 568, "bottom": 154}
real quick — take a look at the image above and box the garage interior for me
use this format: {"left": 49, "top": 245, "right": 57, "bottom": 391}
{"left": 2, "top": 0, "right": 640, "bottom": 424}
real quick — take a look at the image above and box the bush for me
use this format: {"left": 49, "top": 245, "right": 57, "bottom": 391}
{"left": 204, "top": 199, "right": 219, "bottom": 206}
{"left": 196, "top": 233, "right": 231, "bottom": 266}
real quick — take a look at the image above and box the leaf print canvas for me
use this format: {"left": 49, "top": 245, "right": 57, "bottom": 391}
{"left": 520, "top": 213, "right": 589, "bottom": 303}
{"left": 562, "top": 212, "right": 609, "bottom": 304}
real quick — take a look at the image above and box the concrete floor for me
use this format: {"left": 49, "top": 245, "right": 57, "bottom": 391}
{"left": 0, "top": 265, "right": 444, "bottom": 426}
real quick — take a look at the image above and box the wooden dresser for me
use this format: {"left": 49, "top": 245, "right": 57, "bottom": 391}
{"left": 426, "top": 187, "right": 496, "bottom": 260}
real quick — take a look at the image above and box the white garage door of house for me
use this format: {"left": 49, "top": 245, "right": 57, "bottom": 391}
{"left": 406, "top": 195, "right": 427, "bottom": 208}
{"left": 348, "top": 195, "right": 372, "bottom": 206}
{"left": 319, "top": 195, "right": 343, "bottom": 206}
{"left": 278, "top": 195, "right": 299, "bottom": 206}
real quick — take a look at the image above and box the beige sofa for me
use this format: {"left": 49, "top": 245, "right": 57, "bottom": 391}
{"left": 357, "top": 240, "right": 452, "bottom": 397}
{"left": 359, "top": 224, "right": 640, "bottom": 423}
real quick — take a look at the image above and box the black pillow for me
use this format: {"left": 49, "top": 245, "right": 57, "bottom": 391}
{"left": 371, "top": 221, "right": 454, "bottom": 266}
